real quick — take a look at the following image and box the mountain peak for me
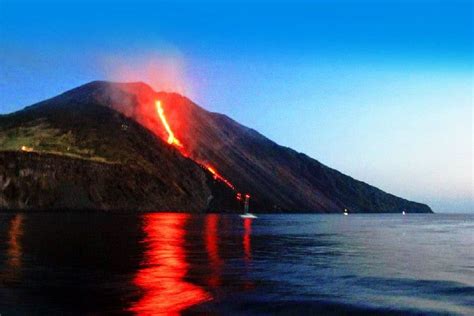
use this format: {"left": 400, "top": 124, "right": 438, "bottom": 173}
{"left": 0, "top": 81, "right": 432, "bottom": 213}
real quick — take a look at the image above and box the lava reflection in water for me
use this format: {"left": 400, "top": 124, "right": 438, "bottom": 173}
{"left": 243, "top": 218, "right": 252, "bottom": 262}
{"left": 1, "top": 214, "right": 24, "bottom": 283}
{"left": 204, "top": 214, "right": 223, "bottom": 288}
{"left": 242, "top": 218, "right": 255, "bottom": 290}
{"left": 7, "top": 214, "right": 24, "bottom": 270}
{"left": 129, "top": 214, "right": 211, "bottom": 316}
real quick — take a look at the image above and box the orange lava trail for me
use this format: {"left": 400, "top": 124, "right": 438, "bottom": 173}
{"left": 155, "top": 100, "right": 182, "bottom": 147}
{"left": 155, "top": 99, "right": 237, "bottom": 192}
{"left": 206, "top": 166, "right": 235, "bottom": 190}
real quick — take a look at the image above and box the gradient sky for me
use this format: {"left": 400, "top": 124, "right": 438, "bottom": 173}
{"left": 1, "top": 0, "right": 472, "bottom": 212}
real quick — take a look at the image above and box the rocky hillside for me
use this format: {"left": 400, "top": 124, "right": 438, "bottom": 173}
{"left": 0, "top": 98, "right": 236, "bottom": 211}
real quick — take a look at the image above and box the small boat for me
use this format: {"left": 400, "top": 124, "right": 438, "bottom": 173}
{"left": 343, "top": 208, "right": 349, "bottom": 216}
{"left": 241, "top": 213, "right": 258, "bottom": 219}
{"left": 240, "top": 194, "right": 257, "bottom": 219}
{"left": 402, "top": 211, "right": 406, "bottom": 215}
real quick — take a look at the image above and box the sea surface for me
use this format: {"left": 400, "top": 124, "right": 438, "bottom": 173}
{"left": 0, "top": 213, "right": 473, "bottom": 315}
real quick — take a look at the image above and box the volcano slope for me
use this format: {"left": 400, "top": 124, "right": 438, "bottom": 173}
{"left": 0, "top": 91, "right": 237, "bottom": 211}
{"left": 0, "top": 81, "right": 432, "bottom": 213}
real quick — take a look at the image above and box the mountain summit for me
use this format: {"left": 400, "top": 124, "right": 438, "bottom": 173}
{"left": 0, "top": 81, "right": 432, "bottom": 213}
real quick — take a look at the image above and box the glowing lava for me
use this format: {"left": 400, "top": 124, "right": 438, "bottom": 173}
{"left": 206, "top": 165, "right": 235, "bottom": 190}
{"left": 155, "top": 99, "right": 237, "bottom": 191}
{"left": 155, "top": 100, "right": 182, "bottom": 147}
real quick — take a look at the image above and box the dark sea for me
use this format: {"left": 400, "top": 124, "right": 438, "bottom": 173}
{"left": 0, "top": 213, "right": 472, "bottom": 315}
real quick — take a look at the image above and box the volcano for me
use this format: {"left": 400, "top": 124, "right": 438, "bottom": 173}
{"left": 0, "top": 81, "right": 432, "bottom": 213}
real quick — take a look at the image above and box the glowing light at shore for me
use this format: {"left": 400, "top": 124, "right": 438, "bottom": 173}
{"left": 20, "top": 145, "right": 33, "bottom": 152}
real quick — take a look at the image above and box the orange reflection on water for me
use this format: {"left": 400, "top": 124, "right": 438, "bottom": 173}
{"left": 1, "top": 214, "right": 24, "bottom": 283}
{"left": 7, "top": 214, "right": 24, "bottom": 268}
{"left": 205, "top": 214, "right": 223, "bottom": 287}
{"left": 242, "top": 218, "right": 256, "bottom": 290}
{"left": 243, "top": 218, "right": 252, "bottom": 262}
{"left": 129, "top": 214, "right": 210, "bottom": 316}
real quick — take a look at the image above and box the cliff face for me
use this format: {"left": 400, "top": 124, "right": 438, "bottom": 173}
{"left": 0, "top": 81, "right": 432, "bottom": 213}
{"left": 0, "top": 151, "right": 211, "bottom": 211}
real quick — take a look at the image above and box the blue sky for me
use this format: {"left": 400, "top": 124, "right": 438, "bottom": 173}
{"left": 1, "top": 0, "right": 472, "bottom": 212}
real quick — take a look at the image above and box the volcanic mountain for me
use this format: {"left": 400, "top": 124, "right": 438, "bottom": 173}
{"left": 0, "top": 81, "right": 432, "bottom": 213}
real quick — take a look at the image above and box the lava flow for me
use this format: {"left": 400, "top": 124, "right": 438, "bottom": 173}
{"left": 206, "top": 166, "right": 235, "bottom": 190}
{"left": 155, "top": 101, "right": 182, "bottom": 147}
{"left": 154, "top": 100, "right": 236, "bottom": 192}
